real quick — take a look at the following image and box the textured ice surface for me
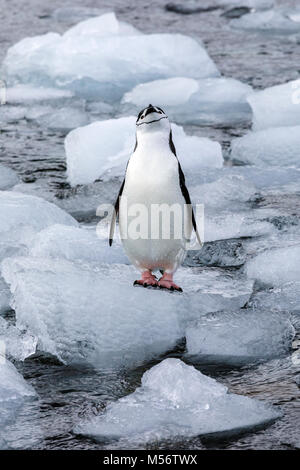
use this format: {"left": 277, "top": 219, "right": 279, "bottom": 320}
{"left": 230, "top": 126, "right": 300, "bottom": 167}
{"left": 230, "top": 9, "right": 300, "bottom": 35}
{"left": 6, "top": 84, "right": 73, "bottom": 103}
{"left": 247, "top": 80, "right": 300, "bottom": 131}
{"left": 122, "top": 77, "right": 253, "bottom": 126}
{"left": 52, "top": 6, "right": 103, "bottom": 23}
{"left": 190, "top": 174, "right": 257, "bottom": 209}
{"left": 0, "top": 276, "right": 11, "bottom": 315}
{"left": 248, "top": 282, "right": 300, "bottom": 315}
{"left": 0, "top": 317, "right": 37, "bottom": 361}
{"left": 0, "top": 165, "right": 19, "bottom": 190}
{"left": 65, "top": 116, "right": 223, "bottom": 186}
{"left": 75, "top": 358, "right": 280, "bottom": 444}
{"left": 0, "top": 191, "right": 77, "bottom": 262}
{"left": 0, "top": 358, "right": 36, "bottom": 433}
{"left": 1, "top": 255, "right": 254, "bottom": 367}
{"left": 2, "top": 13, "right": 218, "bottom": 100}
{"left": 186, "top": 310, "right": 295, "bottom": 365}
{"left": 184, "top": 239, "right": 246, "bottom": 268}
{"left": 1, "top": 257, "right": 184, "bottom": 368}
{"left": 30, "top": 224, "right": 129, "bottom": 265}
{"left": 245, "top": 246, "right": 300, "bottom": 287}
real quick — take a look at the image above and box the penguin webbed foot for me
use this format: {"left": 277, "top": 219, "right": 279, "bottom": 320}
{"left": 158, "top": 273, "right": 183, "bottom": 292}
{"left": 133, "top": 271, "right": 158, "bottom": 289}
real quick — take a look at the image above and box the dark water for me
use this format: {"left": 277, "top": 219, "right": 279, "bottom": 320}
{"left": 0, "top": 0, "right": 300, "bottom": 450}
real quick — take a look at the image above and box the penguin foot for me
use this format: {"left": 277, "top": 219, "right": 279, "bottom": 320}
{"left": 158, "top": 273, "right": 182, "bottom": 292}
{"left": 133, "top": 271, "right": 158, "bottom": 288}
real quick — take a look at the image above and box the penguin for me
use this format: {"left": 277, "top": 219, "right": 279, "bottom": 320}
{"left": 109, "top": 104, "right": 201, "bottom": 292}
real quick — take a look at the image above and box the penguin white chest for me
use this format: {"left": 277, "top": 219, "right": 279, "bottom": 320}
{"left": 119, "top": 141, "right": 189, "bottom": 272}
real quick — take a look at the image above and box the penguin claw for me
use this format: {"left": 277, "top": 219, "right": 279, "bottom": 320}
{"left": 157, "top": 280, "right": 183, "bottom": 292}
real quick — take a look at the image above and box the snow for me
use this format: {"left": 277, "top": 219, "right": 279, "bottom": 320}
{"left": 230, "top": 9, "right": 300, "bottom": 35}
{"left": 0, "top": 191, "right": 77, "bottom": 262}
{"left": 230, "top": 126, "right": 300, "bottom": 167}
{"left": 0, "top": 317, "right": 37, "bottom": 361}
{"left": 0, "top": 164, "right": 19, "bottom": 190}
{"left": 65, "top": 117, "right": 223, "bottom": 186}
{"left": 247, "top": 80, "right": 300, "bottom": 131}
{"left": 2, "top": 13, "right": 219, "bottom": 100}
{"left": 186, "top": 310, "right": 294, "bottom": 365}
{"left": 75, "top": 358, "right": 280, "bottom": 444}
{"left": 122, "top": 77, "right": 253, "bottom": 126}
{"left": 245, "top": 246, "right": 300, "bottom": 287}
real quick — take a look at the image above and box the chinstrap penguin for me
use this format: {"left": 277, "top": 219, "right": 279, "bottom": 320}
{"left": 109, "top": 104, "right": 201, "bottom": 291}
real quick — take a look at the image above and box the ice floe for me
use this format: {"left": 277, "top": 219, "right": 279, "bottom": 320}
{"left": 245, "top": 245, "right": 300, "bottom": 287}
{"left": 0, "top": 358, "right": 36, "bottom": 434}
{"left": 122, "top": 77, "right": 253, "bottom": 126}
{"left": 247, "top": 80, "right": 300, "bottom": 131}
{"left": 65, "top": 117, "right": 223, "bottom": 186}
{"left": 185, "top": 310, "right": 295, "bottom": 365}
{"left": 230, "top": 9, "right": 300, "bottom": 35}
{"left": 0, "top": 191, "right": 77, "bottom": 262}
{"left": 230, "top": 126, "right": 300, "bottom": 167}
{"left": 75, "top": 358, "right": 280, "bottom": 444}
{"left": 0, "top": 317, "right": 37, "bottom": 361}
{"left": 0, "top": 165, "right": 19, "bottom": 190}
{"left": 248, "top": 282, "right": 300, "bottom": 315}
{"left": 2, "top": 12, "right": 219, "bottom": 101}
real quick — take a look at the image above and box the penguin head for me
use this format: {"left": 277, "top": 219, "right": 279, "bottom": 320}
{"left": 136, "top": 104, "right": 169, "bottom": 132}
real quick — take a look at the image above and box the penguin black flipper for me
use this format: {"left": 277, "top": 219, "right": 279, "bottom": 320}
{"left": 178, "top": 162, "right": 202, "bottom": 247}
{"left": 109, "top": 178, "right": 125, "bottom": 246}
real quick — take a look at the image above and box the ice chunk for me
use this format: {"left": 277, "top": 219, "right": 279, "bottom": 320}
{"left": 184, "top": 239, "right": 246, "bottom": 268}
{"left": 230, "top": 9, "right": 300, "bottom": 35}
{"left": 247, "top": 80, "right": 300, "bottom": 131}
{"left": 1, "top": 255, "right": 254, "bottom": 367}
{"left": 0, "top": 317, "right": 37, "bottom": 361}
{"left": 0, "top": 358, "right": 36, "bottom": 432}
{"left": 204, "top": 210, "right": 274, "bottom": 242}
{"left": 1, "top": 257, "right": 183, "bottom": 368}
{"left": 65, "top": 117, "right": 223, "bottom": 186}
{"left": 75, "top": 358, "right": 280, "bottom": 444}
{"left": 190, "top": 174, "right": 257, "bottom": 209}
{"left": 122, "top": 77, "right": 253, "bottom": 126}
{"left": 248, "top": 282, "right": 300, "bottom": 315}
{"left": 0, "top": 191, "right": 78, "bottom": 262}
{"left": 0, "top": 276, "right": 11, "bottom": 315}
{"left": 2, "top": 13, "right": 219, "bottom": 101}
{"left": 30, "top": 224, "right": 129, "bottom": 265}
{"left": 186, "top": 310, "right": 295, "bottom": 365}
{"left": 245, "top": 246, "right": 300, "bottom": 287}
{"left": 0, "top": 164, "right": 19, "bottom": 190}
{"left": 230, "top": 126, "right": 300, "bottom": 167}
{"left": 6, "top": 84, "right": 73, "bottom": 103}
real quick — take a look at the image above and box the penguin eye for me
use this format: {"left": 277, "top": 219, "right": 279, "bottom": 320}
{"left": 141, "top": 116, "right": 144, "bottom": 119}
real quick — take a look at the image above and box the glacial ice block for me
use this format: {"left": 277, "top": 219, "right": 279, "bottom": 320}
{"left": 230, "top": 126, "right": 300, "bottom": 167}
{"left": 0, "top": 191, "right": 77, "bottom": 262}
{"left": 230, "top": 9, "right": 300, "bottom": 35}
{"left": 1, "top": 257, "right": 183, "bottom": 368}
{"left": 245, "top": 245, "right": 300, "bottom": 287}
{"left": 247, "top": 80, "right": 300, "bottom": 131}
{"left": 185, "top": 310, "right": 294, "bottom": 365}
{"left": 30, "top": 224, "right": 129, "bottom": 265}
{"left": 65, "top": 117, "right": 223, "bottom": 186}
{"left": 122, "top": 77, "right": 253, "bottom": 126}
{"left": 74, "top": 358, "right": 281, "bottom": 443}
{"left": 0, "top": 165, "right": 19, "bottom": 190}
{"left": 0, "top": 317, "right": 37, "bottom": 361}
{"left": 2, "top": 13, "right": 219, "bottom": 100}
{"left": 0, "top": 358, "right": 36, "bottom": 431}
